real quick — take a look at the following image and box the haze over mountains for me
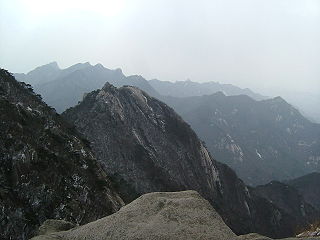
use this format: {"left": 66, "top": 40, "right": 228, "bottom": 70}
{"left": 163, "top": 93, "right": 320, "bottom": 185}
{"left": 14, "top": 62, "right": 320, "bottom": 185}
{"left": 2, "top": 68, "right": 320, "bottom": 239}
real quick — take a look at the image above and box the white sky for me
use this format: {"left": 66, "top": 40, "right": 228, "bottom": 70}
{"left": 0, "top": 0, "right": 319, "bottom": 95}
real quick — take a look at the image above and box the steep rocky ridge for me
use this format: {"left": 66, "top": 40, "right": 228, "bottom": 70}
{"left": 0, "top": 69, "right": 124, "bottom": 240}
{"left": 62, "top": 83, "right": 315, "bottom": 238}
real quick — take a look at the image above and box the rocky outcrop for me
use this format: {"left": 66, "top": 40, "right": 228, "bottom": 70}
{"left": 32, "top": 190, "right": 236, "bottom": 240}
{"left": 0, "top": 69, "right": 124, "bottom": 240}
{"left": 62, "top": 83, "right": 313, "bottom": 238}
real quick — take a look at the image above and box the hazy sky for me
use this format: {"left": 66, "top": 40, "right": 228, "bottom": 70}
{"left": 0, "top": 0, "right": 319, "bottom": 95}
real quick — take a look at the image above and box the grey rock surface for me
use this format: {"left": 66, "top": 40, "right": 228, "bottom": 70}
{"left": 32, "top": 190, "right": 236, "bottom": 240}
{"left": 37, "top": 219, "right": 76, "bottom": 236}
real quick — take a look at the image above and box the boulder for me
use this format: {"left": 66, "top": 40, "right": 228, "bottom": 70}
{"left": 32, "top": 190, "right": 236, "bottom": 240}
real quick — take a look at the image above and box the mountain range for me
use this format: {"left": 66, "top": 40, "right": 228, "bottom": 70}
{"left": 62, "top": 81, "right": 319, "bottom": 238}
{"left": 14, "top": 62, "right": 320, "bottom": 186}
{"left": 2, "top": 68, "right": 320, "bottom": 239}
{"left": 162, "top": 93, "right": 320, "bottom": 185}
{"left": 15, "top": 62, "right": 159, "bottom": 113}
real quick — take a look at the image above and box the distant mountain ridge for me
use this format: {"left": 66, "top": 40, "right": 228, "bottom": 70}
{"left": 14, "top": 62, "right": 266, "bottom": 113}
{"left": 162, "top": 92, "right": 320, "bottom": 185}
{"left": 15, "top": 62, "right": 159, "bottom": 113}
{"left": 149, "top": 78, "right": 267, "bottom": 100}
{"left": 14, "top": 62, "right": 320, "bottom": 185}
{"left": 3, "top": 68, "right": 320, "bottom": 239}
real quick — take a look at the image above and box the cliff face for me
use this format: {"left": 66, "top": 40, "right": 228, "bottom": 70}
{"left": 0, "top": 69, "right": 124, "bottom": 240}
{"left": 62, "top": 83, "right": 312, "bottom": 238}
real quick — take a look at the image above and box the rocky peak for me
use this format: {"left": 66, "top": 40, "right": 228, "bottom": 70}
{"left": 0, "top": 69, "right": 124, "bottom": 240}
{"left": 62, "top": 83, "right": 315, "bottom": 238}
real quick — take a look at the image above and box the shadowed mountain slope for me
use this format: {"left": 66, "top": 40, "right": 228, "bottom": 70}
{"left": 0, "top": 69, "right": 124, "bottom": 240}
{"left": 162, "top": 93, "right": 320, "bottom": 185}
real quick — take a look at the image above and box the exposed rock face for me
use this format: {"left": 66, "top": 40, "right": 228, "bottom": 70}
{"left": 162, "top": 93, "right": 320, "bottom": 186}
{"left": 62, "top": 83, "right": 313, "bottom": 238}
{"left": 0, "top": 69, "right": 124, "bottom": 240}
{"left": 32, "top": 191, "right": 237, "bottom": 240}
{"left": 253, "top": 181, "right": 319, "bottom": 233}
{"left": 286, "top": 172, "right": 320, "bottom": 210}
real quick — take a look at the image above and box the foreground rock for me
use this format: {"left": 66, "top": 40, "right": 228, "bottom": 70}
{"left": 32, "top": 191, "right": 236, "bottom": 240}
{"left": 37, "top": 220, "right": 76, "bottom": 236}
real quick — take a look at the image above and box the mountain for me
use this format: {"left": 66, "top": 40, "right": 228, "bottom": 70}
{"left": 162, "top": 93, "right": 320, "bottom": 186}
{"left": 14, "top": 62, "right": 160, "bottom": 113}
{"left": 149, "top": 79, "right": 267, "bottom": 100}
{"left": 62, "top": 83, "right": 317, "bottom": 238}
{"left": 0, "top": 69, "right": 124, "bottom": 240}
{"left": 286, "top": 172, "right": 320, "bottom": 210}
{"left": 253, "top": 181, "right": 319, "bottom": 231}
{"left": 14, "top": 62, "right": 61, "bottom": 86}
